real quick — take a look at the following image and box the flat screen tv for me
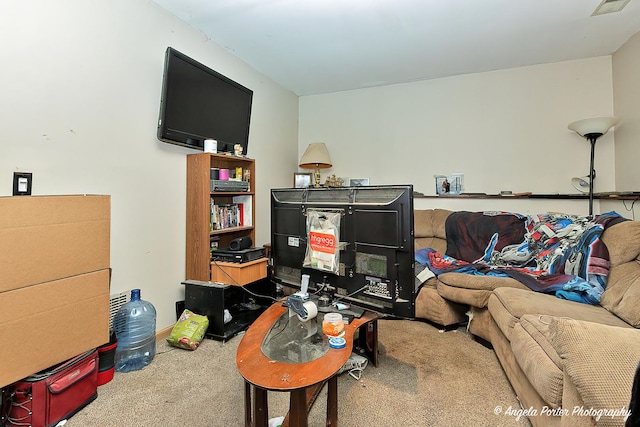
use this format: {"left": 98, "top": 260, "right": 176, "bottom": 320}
{"left": 157, "top": 47, "right": 253, "bottom": 154}
{"left": 270, "top": 185, "right": 416, "bottom": 319}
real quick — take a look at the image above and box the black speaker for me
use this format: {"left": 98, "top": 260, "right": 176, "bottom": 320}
{"left": 229, "top": 236, "right": 252, "bottom": 251}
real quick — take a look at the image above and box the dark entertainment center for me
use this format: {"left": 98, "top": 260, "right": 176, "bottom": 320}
{"left": 270, "top": 185, "right": 416, "bottom": 319}
{"left": 180, "top": 279, "right": 274, "bottom": 341}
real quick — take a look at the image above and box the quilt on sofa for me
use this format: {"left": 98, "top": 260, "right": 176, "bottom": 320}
{"left": 416, "top": 211, "right": 627, "bottom": 305}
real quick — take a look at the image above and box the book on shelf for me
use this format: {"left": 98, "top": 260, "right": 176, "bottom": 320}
{"left": 209, "top": 196, "right": 253, "bottom": 231}
{"left": 237, "top": 203, "right": 244, "bottom": 226}
{"left": 210, "top": 200, "right": 242, "bottom": 231}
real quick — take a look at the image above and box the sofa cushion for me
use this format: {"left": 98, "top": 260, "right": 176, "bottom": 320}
{"left": 414, "top": 209, "right": 450, "bottom": 240}
{"left": 415, "top": 262, "right": 467, "bottom": 327}
{"left": 488, "top": 287, "right": 630, "bottom": 342}
{"left": 437, "top": 273, "right": 527, "bottom": 308}
{"left": 414, "top": 284, "right": 468, "bottom": 327}
{"left": 415, "top": 236, "right": 447, "bottom": 253}
{"left": 600, "top": 262, "right": 640, "bottom": 329}
{"left": 548, "top": 318, "right": 640, "bottom": 424}
{"left": 414, "top": 209, "right": 451, "bottom": 253}
{"left": 599, "top": 219, "right": 640, "bottom": 327}
{"left": 601, "top": 220, "right": 640, "bottom": 268}
{"left": 510, "top": 315, "right": 563, "bottom": 407}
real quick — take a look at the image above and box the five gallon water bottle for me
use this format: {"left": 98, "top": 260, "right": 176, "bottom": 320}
{"left": 114, "top": 289, "right": 157, "bottom": 373}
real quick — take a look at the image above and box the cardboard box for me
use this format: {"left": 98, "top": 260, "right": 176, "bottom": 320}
{"left": 0, "top": 195, "right": 110, "bottom": 292}
{"left": 0, "top": 269, "right": 110, "bottom": 387}
{"left": 0, "top": 195, "right": 111, "bottom": 388}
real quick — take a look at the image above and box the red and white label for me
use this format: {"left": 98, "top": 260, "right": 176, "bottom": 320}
{"left": 309, "top": 231, "right": 336, "bottom": 254}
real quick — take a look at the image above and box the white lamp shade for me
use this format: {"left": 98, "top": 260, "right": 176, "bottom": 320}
{"left": 568, "top": 116, "right": 618, "bottom": 137}
{"left": 299, "top": 142, "right": 332, "bottom": 169}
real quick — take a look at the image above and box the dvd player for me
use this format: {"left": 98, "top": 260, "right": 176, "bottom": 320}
{"left": 211, "top": 247, "right": 265, "bottom": 263}
{"left": 210, "top": 180, "right": 249, "bottom": 192}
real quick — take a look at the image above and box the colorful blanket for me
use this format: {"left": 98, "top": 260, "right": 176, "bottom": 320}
{"left": 415, "top": 211, "right": 626, "bottom": 304}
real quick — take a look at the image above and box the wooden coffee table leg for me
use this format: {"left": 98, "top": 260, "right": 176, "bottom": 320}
{"left": 244, "top": 381, "right": 252, "bottom": 427}
{"left": 327, "top": 375, "right": 338, "bottom": 426}
{"left": 253, "top": 386, "right": 269, "bottom": 427}
{"left": 369, "top": 318, "right": 379, "bottom": 367}
{"left": 289, "top": 388, "right": 308, "bottom": 427}
{"left": 357, "top": 318, "right": 379, "bottom": 367}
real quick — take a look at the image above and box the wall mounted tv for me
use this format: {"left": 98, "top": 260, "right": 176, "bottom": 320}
{"left": 157, "top": 47, "right": 253, "bottom": 154}
{"left": 270, "top": 185, "right": 416, "bottom": 319}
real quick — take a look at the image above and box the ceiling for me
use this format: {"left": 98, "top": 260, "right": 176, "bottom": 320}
{"left": 151, "top": 0, "right": 640, "bottom": 96}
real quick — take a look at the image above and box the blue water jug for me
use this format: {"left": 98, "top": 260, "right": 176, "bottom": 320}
{"left": 114, "top": 289, "right": 156, "bottom": 372}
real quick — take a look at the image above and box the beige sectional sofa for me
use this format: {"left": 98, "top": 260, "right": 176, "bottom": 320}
{"left": 413, "top": 209, "right": 640, "bottom": 426}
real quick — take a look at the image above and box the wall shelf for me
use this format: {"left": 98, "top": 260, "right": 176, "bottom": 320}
{"left": 415, "top": 192, "right": 640, "bottom": 201}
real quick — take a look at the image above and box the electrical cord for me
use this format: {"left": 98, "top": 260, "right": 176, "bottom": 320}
{"left": 156, "top": 347, "right": 178, "bottom": 355}
{"left": 210, "top": 257, "right": 281, "bottom": 303}
{"left": 210, "top": 255, "right": 373, "bottom": 316}
{"left": 332, "top": 283, "right": 370, "bottom": 302}
{"left": 622, "top": 199, "right": 637, "bottom": 220}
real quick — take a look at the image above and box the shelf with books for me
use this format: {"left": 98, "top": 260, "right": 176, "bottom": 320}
{"left": 210, "top": 201, "right": 241, "bottom": 230}
{"left": 210, "top": 225, "right": 254, "bottom": 236}
{"left": 186, "top": 153, "right": 256, "bottom": 281}
{"left": 209, "top": 195, "right": 253, "bottom": 229}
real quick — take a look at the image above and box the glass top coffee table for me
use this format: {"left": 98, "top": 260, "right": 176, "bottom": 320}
{"left": 236, "top": 301, "right": 378, "bottom": 427}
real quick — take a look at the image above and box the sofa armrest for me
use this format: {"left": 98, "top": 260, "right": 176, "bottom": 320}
{"left": 547, "top": 317, "right": 639, "bottom": 424}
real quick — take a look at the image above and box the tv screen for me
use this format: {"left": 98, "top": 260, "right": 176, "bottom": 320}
{"left": 157, "top": 47, "right": 253, "bottom": 154}
{"left": 270, "top": 185, "right": 416, "bottom": 319}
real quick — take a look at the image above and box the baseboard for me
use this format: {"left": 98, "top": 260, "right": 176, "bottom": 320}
{"left": 156, "top": 325, "right": 173, "bottom": 342}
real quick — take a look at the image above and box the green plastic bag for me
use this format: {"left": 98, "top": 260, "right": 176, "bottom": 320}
{"left": 167, "top": 309, "right": 209, "bottom": 350}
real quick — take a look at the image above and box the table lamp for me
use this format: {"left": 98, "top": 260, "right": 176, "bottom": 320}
{"left": 299, "top": 142, "right": 332, "bottom": 187}
{"left": 568, "top": 116, "right": 618, "bottom": 217}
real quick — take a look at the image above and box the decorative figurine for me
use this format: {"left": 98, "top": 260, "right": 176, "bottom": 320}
{"left": 325, "top": 174, "right": 343, "bottom": 187}
{"left": 234, "top": 144, "right": 243, "bottom": 156}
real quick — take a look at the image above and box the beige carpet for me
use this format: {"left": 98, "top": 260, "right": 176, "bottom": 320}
{"left": 68, "top": 319, "right": 531, "bottom": 426}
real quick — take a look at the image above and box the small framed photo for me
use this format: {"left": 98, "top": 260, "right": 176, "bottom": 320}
{"left": 294, "top": 172, "right": 312, "bottom": 188}
{"left": 435, "top": 174, "right": 463, "bottom": 195}
{"left": 435, "top": 175, "right": 448, "bottom": 195}
{"left": 349, "top": 178, "right": 369, "bottom": 187}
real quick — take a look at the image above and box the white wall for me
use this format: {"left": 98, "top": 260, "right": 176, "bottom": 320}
{"left": 612, "top": 30, "right": 640, "bottom": 220}
{"left": 299, "top": 57, "right": 616, "bottom": 215}
{"left": 0, "top": 0, "right": 299, "bottom": 330}
{"left": 2, "top": 1, "right": 636, "bottom": 333}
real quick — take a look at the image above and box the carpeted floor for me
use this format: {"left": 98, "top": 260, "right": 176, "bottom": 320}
{"left": 67, "top": 318, "right": 532, "bottom": 426}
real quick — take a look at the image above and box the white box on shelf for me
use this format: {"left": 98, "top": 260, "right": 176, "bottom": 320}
{"left": 232, "top": 195, "right": 252, "bottom": 227}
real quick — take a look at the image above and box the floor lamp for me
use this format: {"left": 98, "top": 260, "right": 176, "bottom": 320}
{"left": 568, "top": 116, "right": 618, "bottom": 217}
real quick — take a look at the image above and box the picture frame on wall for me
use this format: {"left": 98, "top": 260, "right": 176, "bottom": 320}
{"left": 435, "top": 175, "right": 448, "bottom": 195}
{"left": 294, "top": 172, "right": 312, "bottom": 188}
{"left": 435, "top": 173, "right": 464, "bottom": 195}
{"left": 349, "top": 178, "right": 369, "bottom": 187}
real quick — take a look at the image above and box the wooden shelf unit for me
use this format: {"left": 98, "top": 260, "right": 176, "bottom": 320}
{"left": 210, "top": 257, "right": 268, "bottom": 286}
{"left": 186, "top": 153, "right": 256, "bottom": 281}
